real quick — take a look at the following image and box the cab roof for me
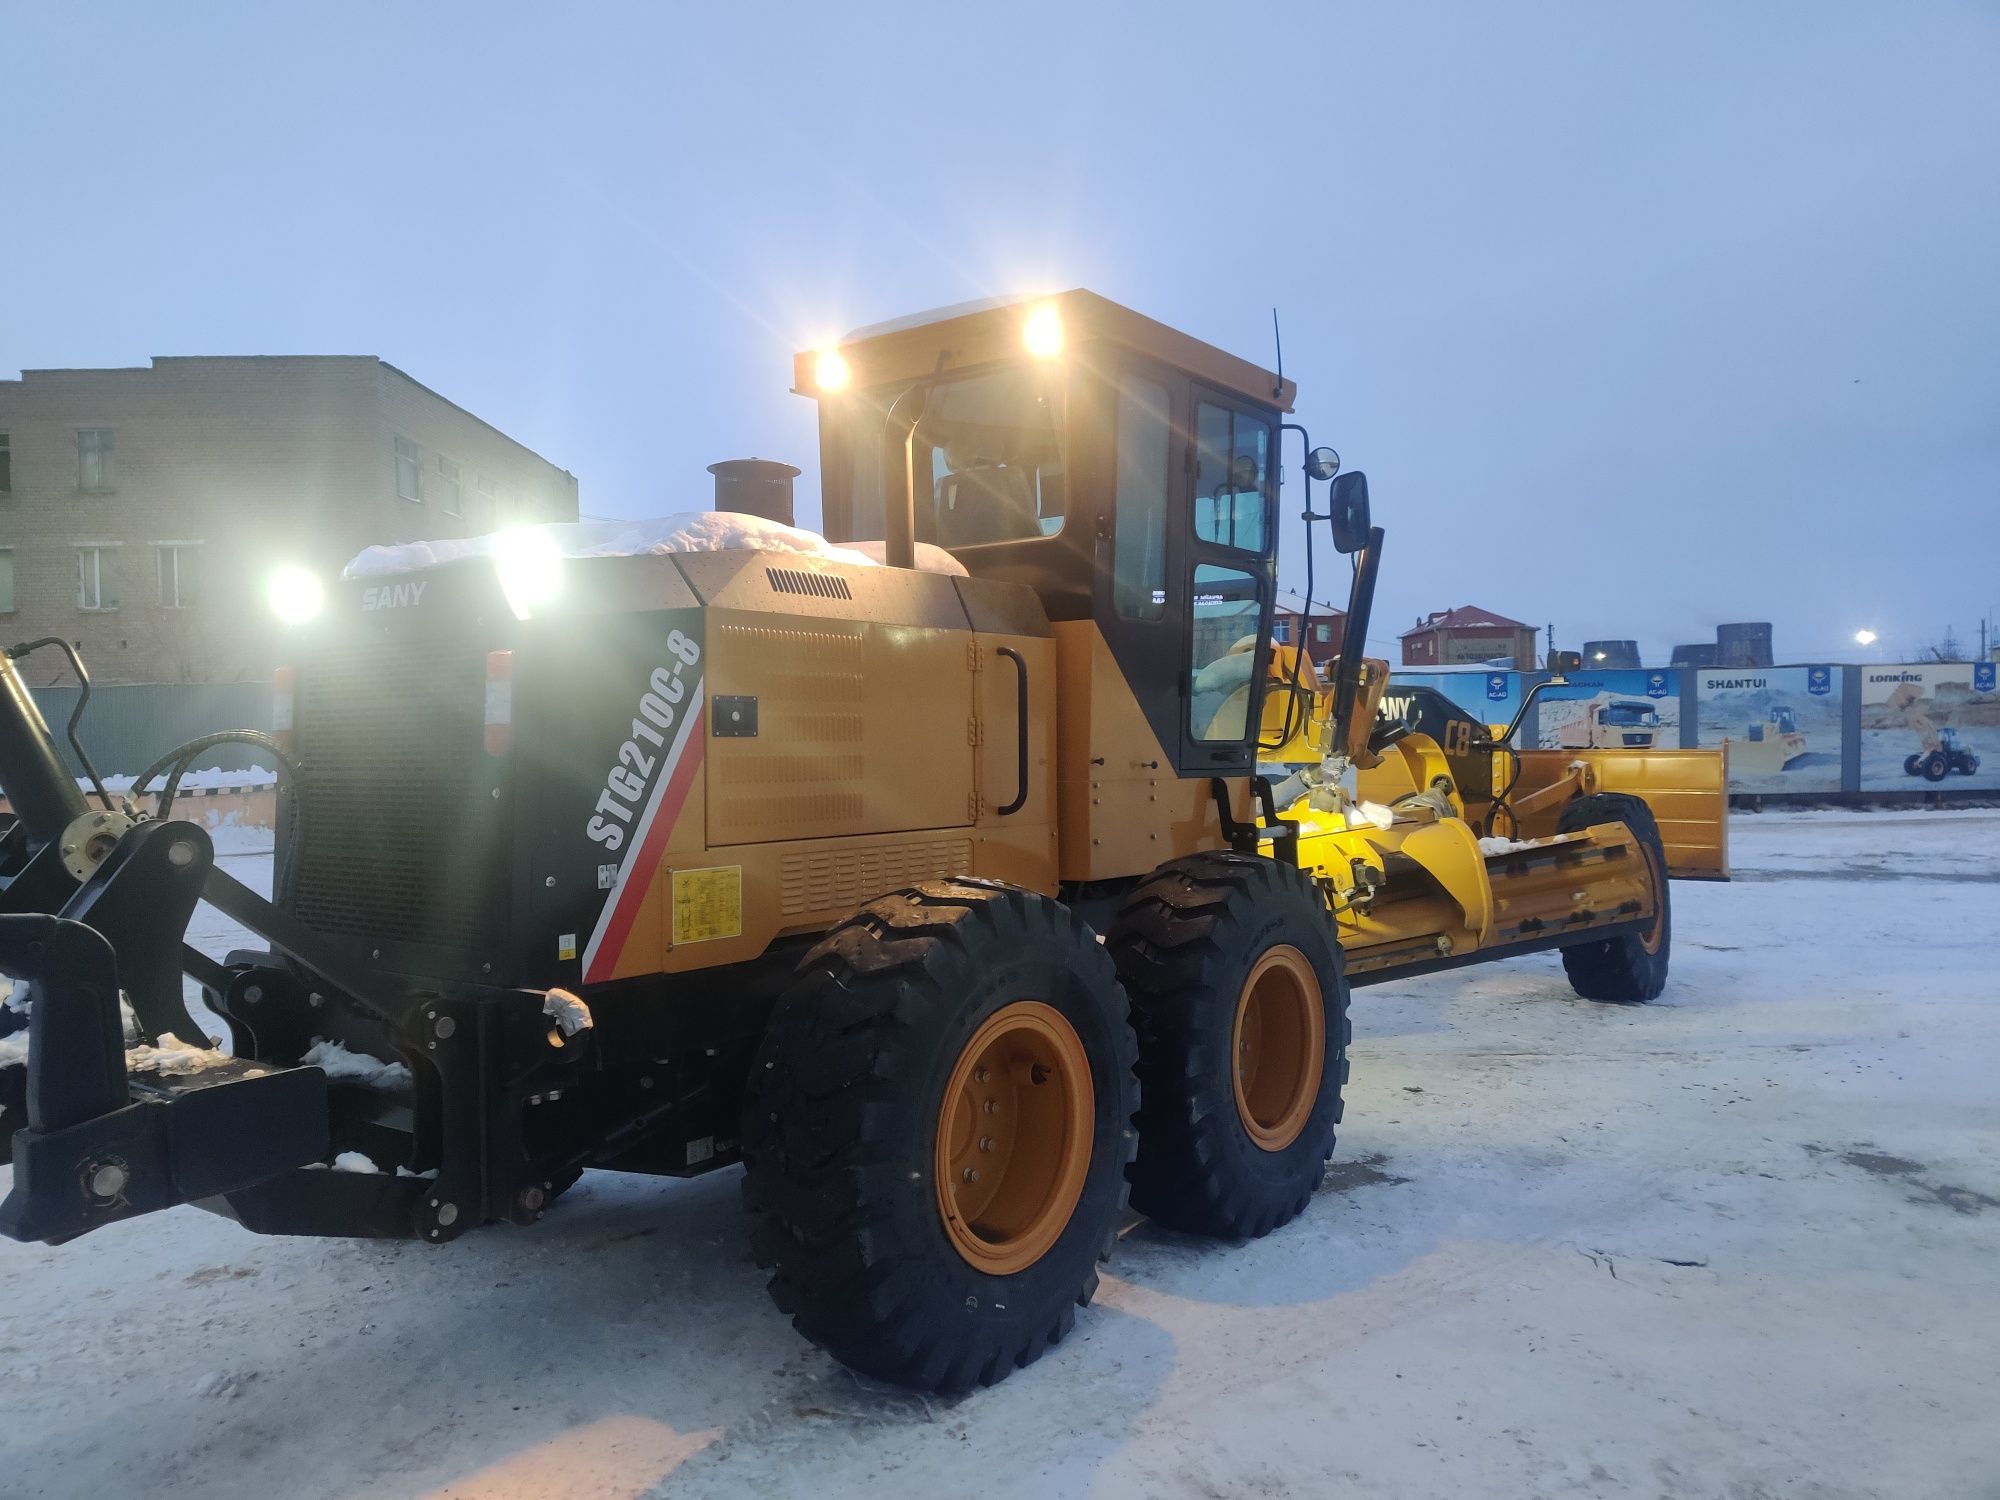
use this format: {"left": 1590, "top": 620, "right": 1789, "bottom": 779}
{"left": 793, "top": 288, "right": 1296, "bottom": 413}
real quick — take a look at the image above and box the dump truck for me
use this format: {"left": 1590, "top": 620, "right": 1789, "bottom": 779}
{"left": 0, "top": 290, "right": 1728, "bottom": 1394}
{"left": 1550, "top": 691, "right": 1663, "bottom": 750}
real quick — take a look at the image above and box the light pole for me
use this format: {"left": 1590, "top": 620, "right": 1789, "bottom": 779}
{"left": 1853, "top": 629, "right": 1878, "bottom": 663}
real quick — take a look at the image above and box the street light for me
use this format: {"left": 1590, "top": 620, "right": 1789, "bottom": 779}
{"left": 1853, "top": 629, "right": 1877, "bottom": 647}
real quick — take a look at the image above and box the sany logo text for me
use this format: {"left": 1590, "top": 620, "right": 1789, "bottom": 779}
{"left": 361, "top": 580, "right": 428, "bottom": 611}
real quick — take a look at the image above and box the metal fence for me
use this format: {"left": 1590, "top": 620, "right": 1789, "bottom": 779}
{"left": 20, "top": 681, "right": 276, "bottom": 779}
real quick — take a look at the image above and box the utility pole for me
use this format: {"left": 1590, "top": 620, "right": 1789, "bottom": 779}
{"left": 1545, "top": 622, "right": 1554, "bottom": 669}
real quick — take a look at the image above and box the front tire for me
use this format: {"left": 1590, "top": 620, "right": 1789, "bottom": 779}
{"left": 1904, "top": 753, "right": 1922, "bottom": 776}
{"left": 1922, "top": 752, "right": 1950, "bottom": 782}
{"left": 1106, "top": 852, "right": 1349, "bottom": 1240}
{"left": 1557, "top": 792, "right": 1672, "bottom": 1002}
{"left": 741, "top": 881, "right": 1137, "bottom": 1393}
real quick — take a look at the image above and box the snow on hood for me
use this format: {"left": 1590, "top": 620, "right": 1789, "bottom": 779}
{"left": 343, "top": 512, "right": 968, "bottom": 580}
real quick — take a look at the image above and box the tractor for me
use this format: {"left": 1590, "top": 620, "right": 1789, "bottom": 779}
{"left": 0, "top": 290, "right": 1727, "bottom": 1393}
{"left": 1905, "top": 725, "right": 1980, "bottom": 780}
{"left": 1731, "top": 703, "right": 1810, "bottom": 777}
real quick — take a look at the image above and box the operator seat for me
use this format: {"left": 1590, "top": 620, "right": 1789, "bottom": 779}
{"left": 935, "top": 455, "right": 1041, "bottom": 548}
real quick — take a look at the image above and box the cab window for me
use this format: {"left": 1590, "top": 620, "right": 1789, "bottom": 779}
{"left": 1112, "top": 375, "right": 1171, "bottom": 620}
{"left": 1188, "top": 563, "right": 1262, "bottom": 741}
{"left": 1193, "top": 401, "right": 1271, "bottom": 552}
{"left": 924, "top": 367, "right": 1064, "bottom": 546}
{"left": 836, "top": 366, "right": 1064, "bottom": 547}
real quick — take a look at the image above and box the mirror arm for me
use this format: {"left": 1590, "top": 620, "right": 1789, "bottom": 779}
{"left": 882, "top": 382, "right": 931, "bottom": 571}
{"left": 1327, "top": 524, "right": 1385, "bottom": 757}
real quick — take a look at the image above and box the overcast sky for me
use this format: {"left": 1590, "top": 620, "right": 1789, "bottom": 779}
{"left": 6, "top": 2, "right": 1996, "bottom": 663}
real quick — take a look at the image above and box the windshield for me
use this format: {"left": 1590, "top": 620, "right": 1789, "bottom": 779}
{"left": 1600, "top": 703, "right": 1658, "bottom": 726}
{"left": 836, "top": 366, "right": 1064, "bottom": 549}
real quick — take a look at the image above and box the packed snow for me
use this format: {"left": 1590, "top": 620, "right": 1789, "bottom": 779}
{"left": 300, "top": 1039, "right": 413, "bottom": 1092}
{"left": 344, "top": 513, "right": 969, "bottom": 580}
{"left": 1, "top": 809, "right": 1996, "bottom": 1498}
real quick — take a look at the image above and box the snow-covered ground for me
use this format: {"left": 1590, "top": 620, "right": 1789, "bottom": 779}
{"left": 3, "top": 810, "right": 1997, "bottom": 1499}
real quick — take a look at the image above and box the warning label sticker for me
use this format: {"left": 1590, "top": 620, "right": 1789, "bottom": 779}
{"left": 671, "top": 866, "right": 743, "bottom": 945}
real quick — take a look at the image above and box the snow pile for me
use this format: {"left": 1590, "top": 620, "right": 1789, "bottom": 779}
{"left": 542, "top": 988, "right": 593, "bottom": 1039}
{"left": 330, "top": 1151, "right": 380, "bottom": 1174}
{"left": 125, "top": 1039, "right": 233, "bottom": 1076}
{"left": 301, "top": 1038, "right": 412, "bottom": 1091}
{"left": 1478, "top": 835, "right": 1541, "bottom": 855}
{"left": 1347, "top": 800, "right": 1397, "bottom": 830}
{"left": 1, "top": 1024, "right": 228, "bottom": 1076}
{"left": 826, "top": 538, "right": 969, "bottom": 577}
{"left": 345, "top": 512, "right": 968, "bottom": 579}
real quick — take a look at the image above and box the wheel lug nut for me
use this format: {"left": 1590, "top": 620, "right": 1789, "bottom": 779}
{"left": 983, "top": 1100, "right": 1000, "bottom": 1114}
{"left": 973, "top": 1067, "right": 989, "bottom": 1084}
{"left": 978, "top": 1137, "right": 994, "bottom": 1152}
{"left": 962, "top": 1168, "right": 979, "bottom": 1183}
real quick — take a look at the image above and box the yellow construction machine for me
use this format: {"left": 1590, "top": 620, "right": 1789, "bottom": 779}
{"left": 0, "top": 289, "right": 1726, "bottom": 1397}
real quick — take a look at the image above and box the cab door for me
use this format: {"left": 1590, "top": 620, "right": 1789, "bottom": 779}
{"left": 1178, "top": 388, "right": 1279, "bottom": 777}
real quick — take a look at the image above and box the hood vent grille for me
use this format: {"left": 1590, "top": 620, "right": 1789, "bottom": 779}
{"left": 766, "top": 567, "right": 852, "bottom": 600}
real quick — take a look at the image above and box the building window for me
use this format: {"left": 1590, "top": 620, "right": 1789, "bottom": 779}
{"left": 394, "top": 435, "right": 422, "bottom": 501}
{"left": 1272, "top": 618, "right": 1292, "bottom": 643}
{"left": 0, "top": 550, "right": 14, "bottom": 613}
{"left": 0, "top": 432, "right": 11, "bottom": 495}
{"left": 77, "top": 428, "right": 116, "bottom": 492}
{"left": 156, "top": 543, "right": 201, "bottom": 608}
{"left": 77, "top": 546, "right": 118, "bottom": 610}
{"left": 432, "top": 455, "right": 461, "bottom": 515}
{"left": 1314, "top": 624, "right": 1333, "bottom": 644}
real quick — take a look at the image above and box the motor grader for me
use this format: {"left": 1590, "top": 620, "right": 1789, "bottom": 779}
{"left": 0, "top": 289, "right": 1727, "bottom": 1394}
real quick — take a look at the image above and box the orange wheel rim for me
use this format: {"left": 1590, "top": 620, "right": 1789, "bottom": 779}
{"left": 1232, "top": 946, "right": 1325, "bottom": 1152}
{"left": 934, "top": 1001, "right": 1094, "bottom": 1275}
{"left": 1639, "top": 846, "right": 1666, "bottom": 954}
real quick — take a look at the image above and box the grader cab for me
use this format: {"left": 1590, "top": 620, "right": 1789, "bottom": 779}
{"left": 0, "top": 290, "right": 1727, "bottom": 1394}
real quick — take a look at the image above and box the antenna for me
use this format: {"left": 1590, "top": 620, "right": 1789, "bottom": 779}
{"left": 1271, "top": 307, "right": 1284, "bottom": 398}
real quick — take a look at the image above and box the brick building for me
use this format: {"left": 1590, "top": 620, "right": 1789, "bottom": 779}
{"left": 1400, "top": 605, "right": 1538, "bottom": 671}
{"left": 0, "top": 356, "right": 576, "bottom": 684}
{"left": 1271, "top": 590, "right": 1348, "bottom": 672}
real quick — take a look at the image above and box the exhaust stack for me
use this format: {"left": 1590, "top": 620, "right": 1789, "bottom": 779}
{"left": 707, "top": 458, "right": 801, "bottom": 530}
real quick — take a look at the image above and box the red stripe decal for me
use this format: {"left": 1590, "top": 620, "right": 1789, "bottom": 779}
{"left": 584, "top": 704, "right": 706, "bottom": 982}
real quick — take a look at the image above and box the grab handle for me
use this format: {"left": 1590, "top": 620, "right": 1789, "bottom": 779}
{"left": 995, "top": 647, "right": 1029, "bottom": 816}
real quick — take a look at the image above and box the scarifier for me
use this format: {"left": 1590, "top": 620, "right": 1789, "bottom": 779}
{"left": 0, "top": 291, "right": 1728, "bottom": 1392}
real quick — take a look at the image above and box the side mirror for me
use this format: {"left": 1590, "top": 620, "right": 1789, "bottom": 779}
{"left": 1305, "top": 446, "right": 1341, "bottom": 482}
{"left": 1328, "top": 471, "right": 1371, "bottom": 554}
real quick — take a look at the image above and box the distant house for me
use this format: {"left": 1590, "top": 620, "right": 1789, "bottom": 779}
{"left": 1271, "top": 589, "right": 1347, "bottom": 671}
{"left": 1400, "top": 605, "right": 1538, "bottom": 671}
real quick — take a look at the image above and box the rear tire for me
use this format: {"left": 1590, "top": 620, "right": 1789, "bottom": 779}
{"left": 1556, "top": 793, "right": 1671, "bottom": 1003}
{"left": 741, "top": 880, "right": 1137, "bottom": 1394}
{"left": 1922, "top": 753, "right": 1949, "bottom": 782}
{"left": 1106, "top": 852, "right": 1349, "bottom": 1240}
{"left": 1903, "top": 754, "right": 1922, "bottom": 776}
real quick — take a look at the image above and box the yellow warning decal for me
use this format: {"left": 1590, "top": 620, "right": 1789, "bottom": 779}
{"left": 671, "top": 865, "right": 743, "bottom": 945}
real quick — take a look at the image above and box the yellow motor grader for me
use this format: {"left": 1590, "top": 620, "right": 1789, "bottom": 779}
{"left": 0, "top": 289, "right": 1726, "bottom": 1395}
